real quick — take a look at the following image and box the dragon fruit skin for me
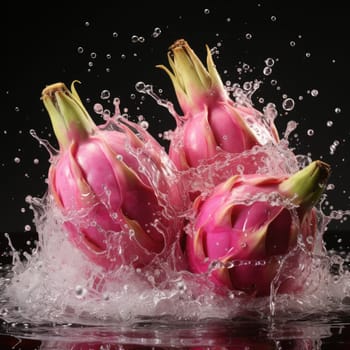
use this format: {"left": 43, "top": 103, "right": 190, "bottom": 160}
{"left": 42, "top": 82, "right": 184, "bottom": 270}
{"left": 186, "top": 160, "right": 330, "bottom": 296}
{"left": 157, "top": 39, "right": 280, "bottom": 171}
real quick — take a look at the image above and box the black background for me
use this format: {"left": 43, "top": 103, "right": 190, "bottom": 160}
{"left": 2, "top": 1, "right": 349, "bottom": 257}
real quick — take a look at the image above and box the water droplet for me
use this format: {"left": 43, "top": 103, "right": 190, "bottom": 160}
{"left": 282, "top": 98, "right": 295, "bottom": 111}
{"left": 24, "top": 225, "right": 31, "bottom": 232}
{"left": 14, "top": 157, "right": 21, "bottom": 163}
{"left": 226, "top": 17, "right": 231, "bottom": 22}
{"left": 93, "top": 103, "right": 104, "bottom": 114}
{"left": 263, "top": 67, "right": 272, "bottom": 76}
{"left": 243, "top": 81, "right": 252, "bottom": 90}
{"left": 310, "top": 89, "right": 319, "bottom": 97}
{"left": 152, "top": 27, "right": 162, "bottom": 38}
{"left": 327, "top": 184, "right": 335, "bottom": 190}
{"left": 33, "top": 158, "right": 39, "bottom": 164}
{"left": 307, "top": 129, "right": 314, "bottom": 136}
{"left": 334, "top": 107, "right": 341, "bottom": 114}
{"left": 204, "top": 8, "right": 210, "bottom": 14}
{"left": 103, "top": 109, "right": 111, "bottom": 119}
{"left": 265, "top": 58, "right": 275, "bottom": 67}
{"left": 14, "top": 106, "right": 20, "bottom": 112}
{"left": 135, "top": 81, "right": 146, "bottom": 92}
{"left": 100, "top": 90, "right": 110, "bottom": 100}
{"left": 77, "top": 46, "right": 84, "bottom": 54}
{"left": 131, "top": 35, "right": 139, "bottom": 43}
{"left": 245, "top": 33, "right": 252, "bottom": 40}
{"left": 84, "top": 21, "right": 90, "bottom": 27}
{"left": 121, "top": 54, "right": 126, "bottom": 60}
{"left": 326, "top": 120, "right": 333, "bottom": 127}
{"left": 305, "top": 52, "right": 311, "bottom": 58}
{"left": 140, "top": 121, "right": 149, "bottom": 130}
{"left": 88, "top": 61, "right": 93, "bottom": 67}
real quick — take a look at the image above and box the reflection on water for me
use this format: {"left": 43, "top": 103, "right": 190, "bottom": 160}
{"left": 1, "top": 314, "right": 350, "bottom": 349}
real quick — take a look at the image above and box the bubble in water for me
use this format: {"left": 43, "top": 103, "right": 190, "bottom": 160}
{"left": 131, "top": 35, "right": 139, "bottom": 43}
{"left": 290, "top": 41, "right": 296, "bottom": 47}
{"left": 326, "top": 120, "right": 333, "bottom": 127}
{"left": 282, "top": 98, "right": 295, "bottom": 111}
{"left": 90, "top": 52, "right": 97, "bottom": 59}
{"left": 307, "top": 129, "right": 314, "bottom": 136}
{"left": 112, "top": 32, "right": 118, "bottom": 38}
{"left": 334, "top": 107, "right": 341, "bottom": 114}
{"left": 106, "top": 53, "right": 112, "bottom": 59}
{"left": 77, "top": 46, "right": 84, "bottom": 54}
{"left": 15, "top": 106, "right": 20, "bottom": 112}
{"left": 100, "top": 90, "right": 111, "bottom": 100}
{"left": 305, "top": 52, "right": 311, "bottom": 58}
{"left": 75, "top": 285, "right": 87, "bottom": 299}
{"left": 226, "top": 17, "right": 231, "bottom": 22}
{"left": 33, "top": 158, "right": 39, "bottom": 165}
{"left": 14, "top": 157, "right": 21, "bottom": 163}
{"left": 24, "top": 225, "right": 31, "bottom": 232}
{"left": 310, "top": 89, "right": 319, "bottom": 97}
{"left": 152, "top": 27, "right": 162, "bottom": 38}
{"left": 245, "top": 33, "right": 252, "bottom": 40}
{"left": 84, "top": 21, "right": 90, "bottom": 27}
{"left": 271, "top": 15, "right": 277, "bottom": 21}
{"left": 204, "top": 8, "right": 210, "bottom": 14}
{"left": 271, "top": 79, "right": 277, "bottom": 86}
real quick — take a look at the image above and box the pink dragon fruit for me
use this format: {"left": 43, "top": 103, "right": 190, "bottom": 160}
{"left": 42, "top": 82, "right": 184, "bottom": 270}
{"left": 186, "top": 160, "right": 330, "bottom": 296}
{"left": 157, "top": 39, "right": 280, "bottom": 171}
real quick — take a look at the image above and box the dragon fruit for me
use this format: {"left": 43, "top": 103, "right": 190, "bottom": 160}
{"left": 185, "top": 160, "right": 330, "bottom": 296}
{"left": 157, "top": 39, "right": 280, "bottom": 171}
{"left": 42, "top": 81, "right": 184, "bottom": 270}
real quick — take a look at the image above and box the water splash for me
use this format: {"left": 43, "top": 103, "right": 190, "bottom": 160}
{"left": 1, "top": 87, "right": 350, "bottom": 330}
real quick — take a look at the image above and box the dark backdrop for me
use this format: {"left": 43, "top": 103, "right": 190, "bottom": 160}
{"left": 2, "top": 1, "right": 349, "bottom": 258}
